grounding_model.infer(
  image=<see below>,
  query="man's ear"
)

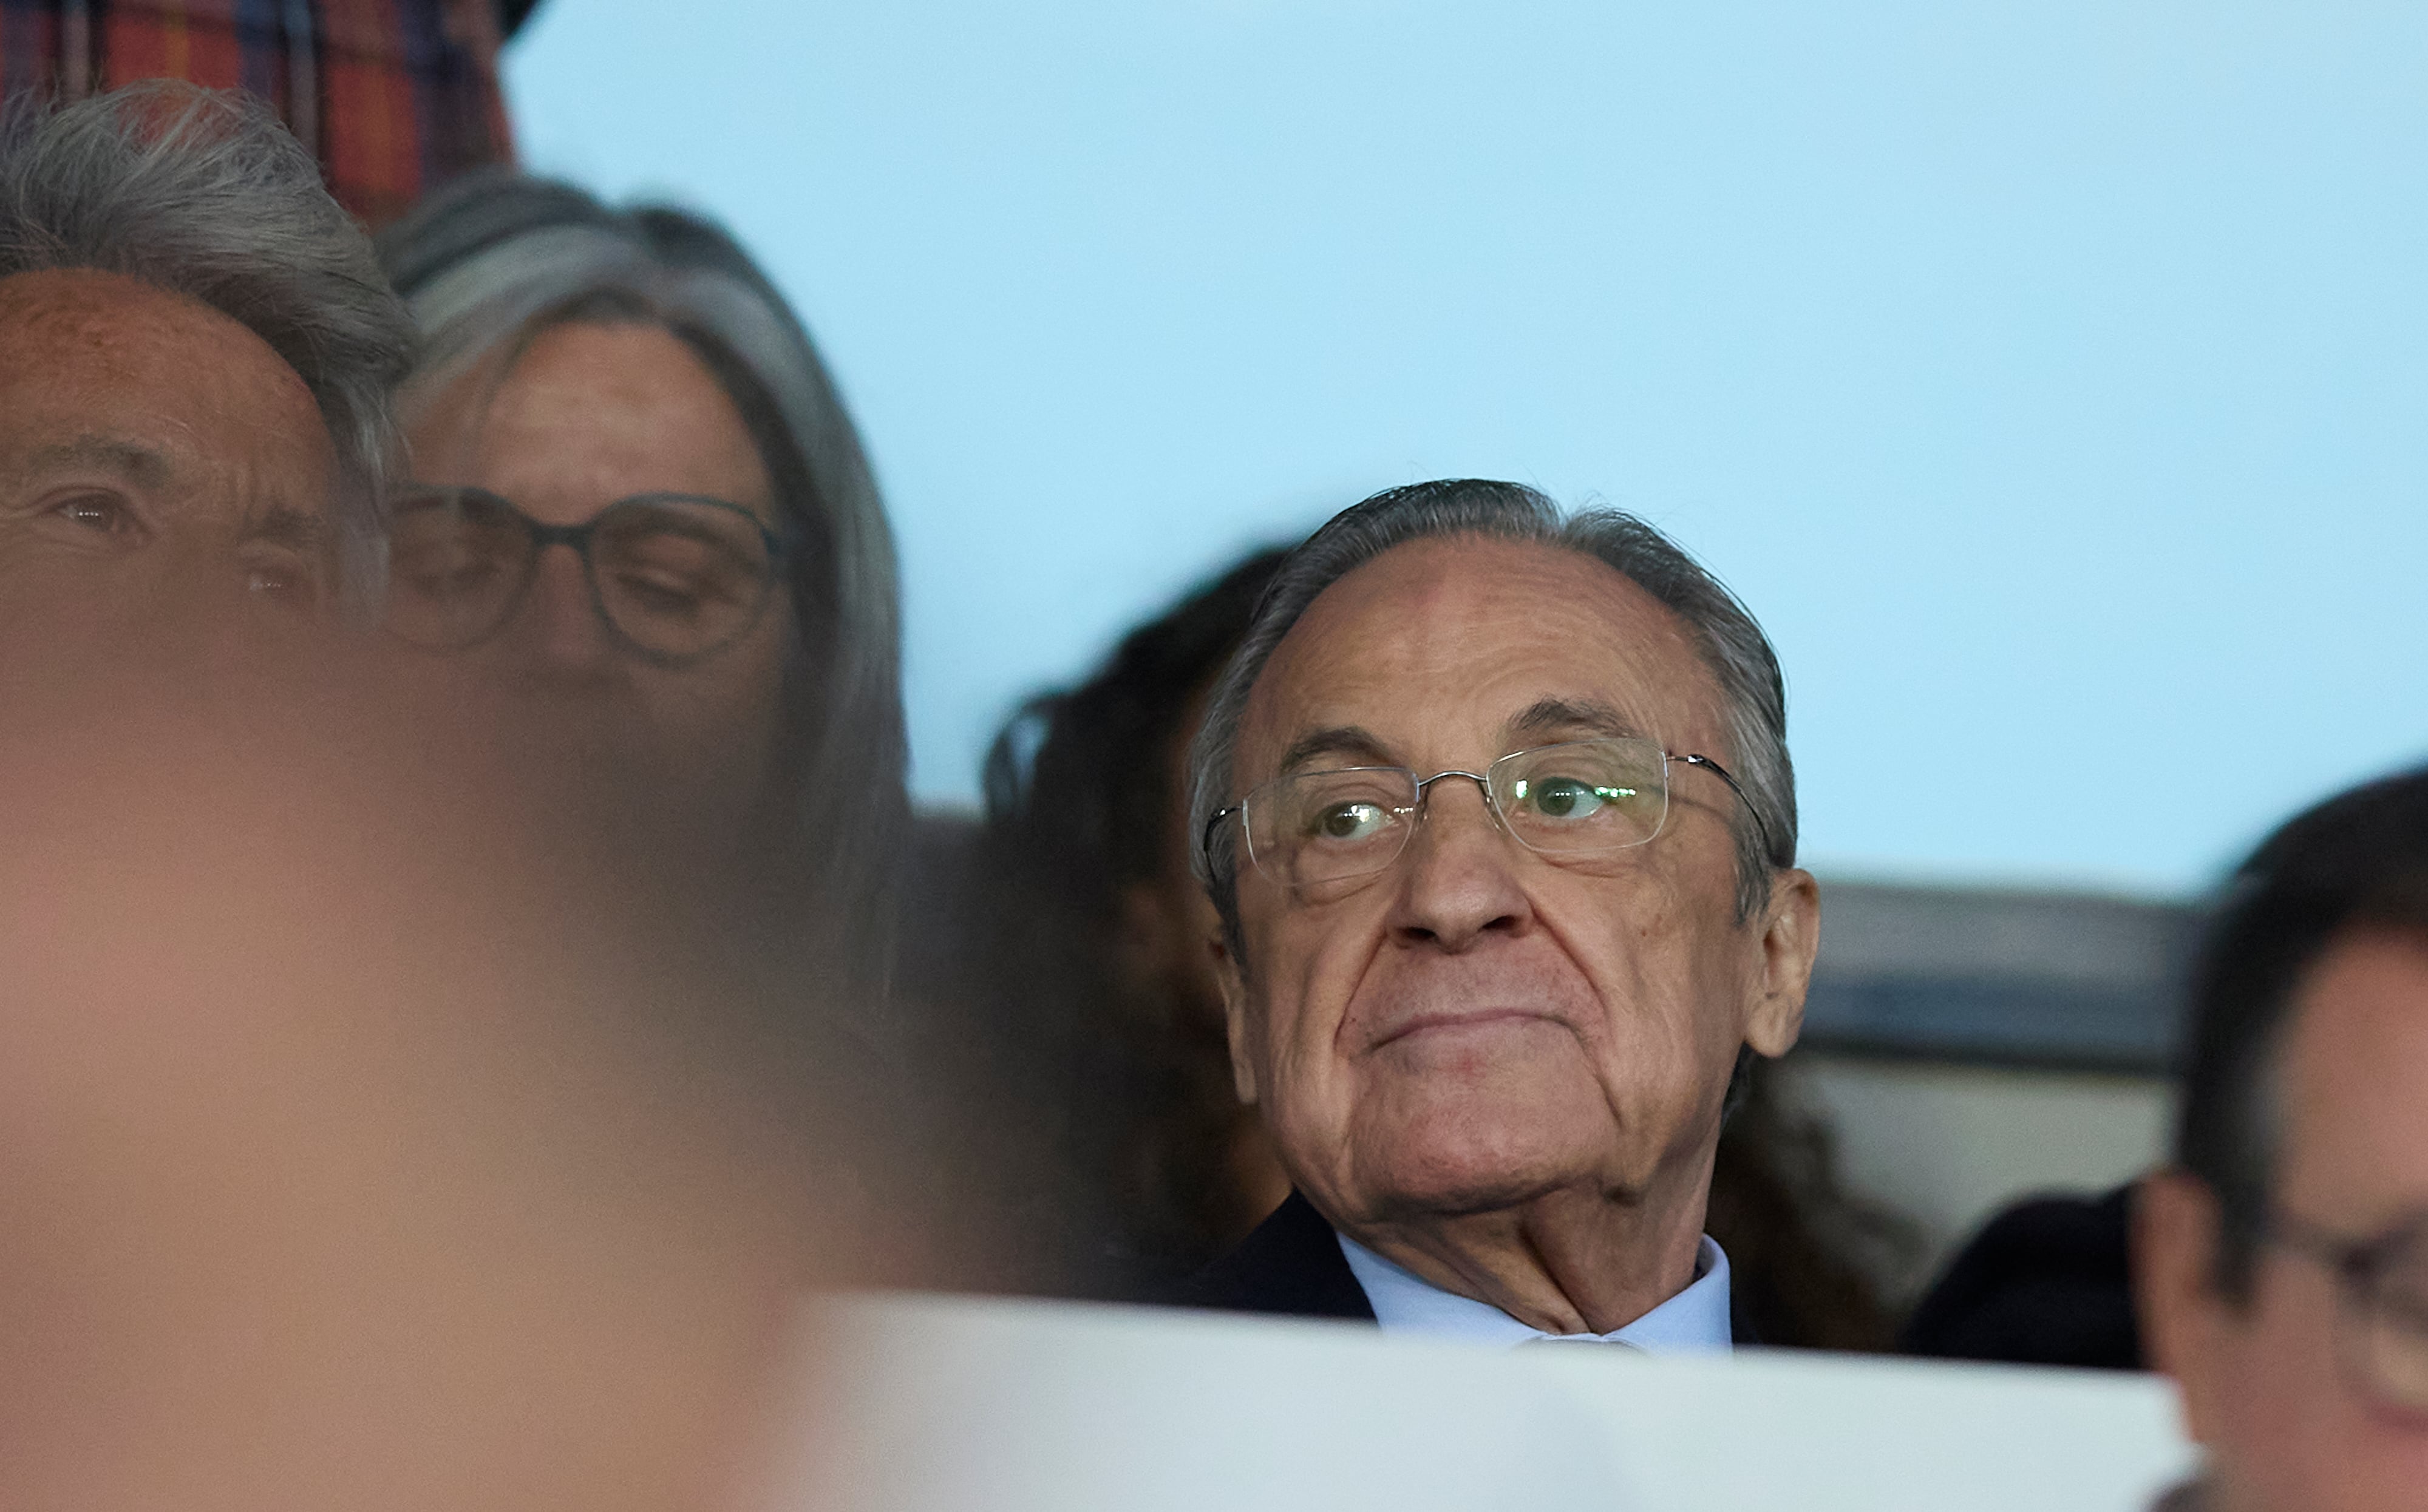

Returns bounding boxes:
[1211,929,1258,1105]
[1743,867,1818,1057]
[2134,1169,2231,1446]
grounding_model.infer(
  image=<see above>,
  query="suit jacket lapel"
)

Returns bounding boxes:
[1171,1191,1375,1321]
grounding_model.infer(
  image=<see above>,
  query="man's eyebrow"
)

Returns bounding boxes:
[1507,697,1648,744]
[17,435,172,489]
[1274,725,1399,774]
[239,503,326,550]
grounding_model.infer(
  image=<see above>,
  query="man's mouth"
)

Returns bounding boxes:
[1368,1007,1557,1051]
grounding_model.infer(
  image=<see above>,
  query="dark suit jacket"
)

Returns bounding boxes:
[1175,1191,1761,1344]
[1175,1191,1376,1320]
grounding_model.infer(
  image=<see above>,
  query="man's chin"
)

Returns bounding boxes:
[1340,1099,1616,1220]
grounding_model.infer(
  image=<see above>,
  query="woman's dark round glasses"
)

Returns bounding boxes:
[384,484,792,668]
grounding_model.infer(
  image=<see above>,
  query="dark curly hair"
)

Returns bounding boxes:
[978,549,1293,1284]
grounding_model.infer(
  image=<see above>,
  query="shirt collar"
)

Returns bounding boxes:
[1336,1229,1733,1354]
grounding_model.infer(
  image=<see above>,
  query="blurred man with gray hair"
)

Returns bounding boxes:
[0,83,411,646]
[1178,479,1819,1347]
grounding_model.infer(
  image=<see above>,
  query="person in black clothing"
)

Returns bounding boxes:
[1902,1184,2143,1369]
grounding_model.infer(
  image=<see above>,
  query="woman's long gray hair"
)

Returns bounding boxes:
[376,172,908,1005]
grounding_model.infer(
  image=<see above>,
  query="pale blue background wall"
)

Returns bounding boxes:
[504,0,2427,895]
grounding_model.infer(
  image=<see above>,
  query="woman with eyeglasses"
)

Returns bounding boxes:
[374,172,910,1048]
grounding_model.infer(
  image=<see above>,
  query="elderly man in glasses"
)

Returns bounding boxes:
[1175,479,1818,1348]
[2135,768,2428,1512]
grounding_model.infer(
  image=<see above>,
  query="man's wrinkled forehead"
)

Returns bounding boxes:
[1,267,319,410]
[0,269,335,509]
[1236,535,1720,781]
[3,268,205,359]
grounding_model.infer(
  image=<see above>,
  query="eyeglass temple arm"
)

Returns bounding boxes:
[1674,753,1777,864]
[1202,805,1243,873]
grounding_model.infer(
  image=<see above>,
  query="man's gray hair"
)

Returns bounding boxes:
[376,172,910,1004]
[0,83,412,595]
[1189,480,1798,947]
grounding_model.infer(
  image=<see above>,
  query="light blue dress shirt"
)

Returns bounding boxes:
[1336,1230,1735,1352]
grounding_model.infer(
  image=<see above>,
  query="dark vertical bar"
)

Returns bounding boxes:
[280,0,315,161]
[392,0,444,200]
[233,0,279,106]
[0,3,36,99]
[60,0,90,98]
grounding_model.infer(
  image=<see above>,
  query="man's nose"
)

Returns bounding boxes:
[506,546,618,680]
[1388,777,1533,952]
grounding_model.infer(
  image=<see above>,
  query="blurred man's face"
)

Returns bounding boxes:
[1217,537,1815,1234]
[0,269,339,648]
[2140,929,2428,1512]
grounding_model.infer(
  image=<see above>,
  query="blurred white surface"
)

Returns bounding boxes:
[764,1293,2194,1511]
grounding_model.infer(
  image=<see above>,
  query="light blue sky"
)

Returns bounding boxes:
[505,0,2426,896]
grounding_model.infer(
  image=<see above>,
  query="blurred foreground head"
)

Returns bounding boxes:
[375,174,908,1003]
[0,83,411,616]
[2137,767,2428,1512]
[0,642,860,1510]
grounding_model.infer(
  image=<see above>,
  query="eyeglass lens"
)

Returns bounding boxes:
[1241,737,1671,887]
[386,489,779,663]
